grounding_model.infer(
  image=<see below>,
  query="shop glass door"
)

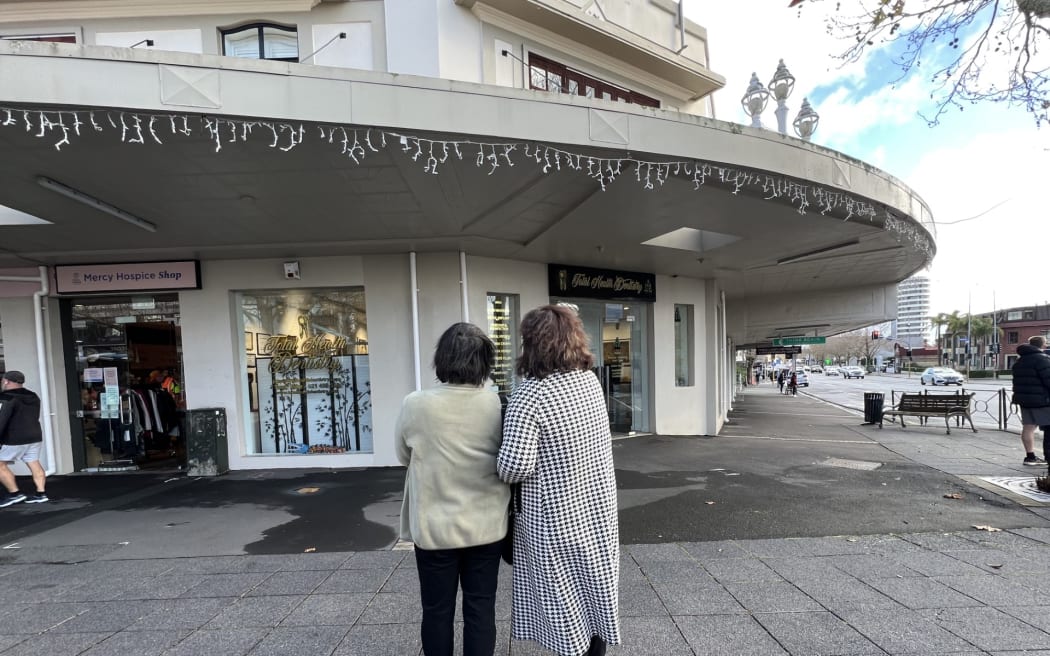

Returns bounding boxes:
[565,300,649,435]
[70,295,184,470]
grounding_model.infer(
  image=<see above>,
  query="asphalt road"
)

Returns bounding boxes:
[788,371,1018,431]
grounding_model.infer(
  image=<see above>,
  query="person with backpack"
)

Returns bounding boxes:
[0,371,47,507]
[1012,336,1050,470]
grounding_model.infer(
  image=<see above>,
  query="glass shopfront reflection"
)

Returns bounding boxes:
[240,287,372,455]
[553,299,651,435]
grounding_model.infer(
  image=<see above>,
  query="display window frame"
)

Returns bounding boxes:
[239,287,372,456]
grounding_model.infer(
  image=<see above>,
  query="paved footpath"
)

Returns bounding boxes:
[4,386,1050,654]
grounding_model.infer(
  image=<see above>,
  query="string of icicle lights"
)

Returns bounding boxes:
[0,106,932,259]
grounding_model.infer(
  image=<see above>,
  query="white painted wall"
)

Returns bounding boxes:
[95,29,203,53]
[652,275,708,435]
[361,254,415,466]
[414,253,468,389]
[384,0,439,77]
[310,22,372,70]
[437,0,482,83]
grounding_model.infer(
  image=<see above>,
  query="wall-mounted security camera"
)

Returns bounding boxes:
[283,261,301,280]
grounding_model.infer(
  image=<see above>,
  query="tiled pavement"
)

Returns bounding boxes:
[4,386,1050,655]
[6,528,1050,655]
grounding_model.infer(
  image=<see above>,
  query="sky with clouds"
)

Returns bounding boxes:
[686,0,1049,318]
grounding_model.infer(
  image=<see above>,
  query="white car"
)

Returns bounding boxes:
[795,371,810,387]
[825,366,839,376]
[921,367,965,386]
[841,366,865,379]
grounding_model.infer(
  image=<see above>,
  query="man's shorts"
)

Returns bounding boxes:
[1021,407,1050,427]
[0,442,41,463]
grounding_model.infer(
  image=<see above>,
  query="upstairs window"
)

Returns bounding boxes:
[1,33,76,44]
[222,23,298,62]
[527,53,659,108]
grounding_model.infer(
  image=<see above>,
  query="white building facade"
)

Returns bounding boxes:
[0,0,934,475]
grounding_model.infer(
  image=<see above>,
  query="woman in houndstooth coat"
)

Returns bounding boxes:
[497,304,620,656]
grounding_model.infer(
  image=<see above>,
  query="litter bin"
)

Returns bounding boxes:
[185,408,229,476]
[862,392,885,427]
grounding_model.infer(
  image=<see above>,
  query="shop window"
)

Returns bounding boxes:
[527,52,660,108]
[222,23,298,62]
[486,293,519,397]
[674,304,693,386]
[241,288,371,455]
[1,33,77,44]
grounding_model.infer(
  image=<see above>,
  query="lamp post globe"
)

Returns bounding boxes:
[768,59,795,134]
[792,97,820,141]
[741,72,770,128]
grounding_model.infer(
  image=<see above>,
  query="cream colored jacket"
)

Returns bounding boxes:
[396,384,509,550]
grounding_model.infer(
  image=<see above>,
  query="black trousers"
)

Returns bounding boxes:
[1042,425,1050,463]
[414,540,502,656]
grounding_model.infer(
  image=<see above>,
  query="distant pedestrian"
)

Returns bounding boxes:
[499,305,620,656]
[0,371,47,507]
[777,370,785,394]
[788,372,798,396]
[395,323,509,656]
[1012,336,1050,468]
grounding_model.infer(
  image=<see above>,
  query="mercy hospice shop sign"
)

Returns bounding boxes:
[55,261,201,294]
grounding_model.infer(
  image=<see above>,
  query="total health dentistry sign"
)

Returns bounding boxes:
[55,260,201,294]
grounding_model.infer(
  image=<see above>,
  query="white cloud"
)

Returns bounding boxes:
[906,130,1050,313]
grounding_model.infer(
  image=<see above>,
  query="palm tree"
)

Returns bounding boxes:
[969,316,1000,370]
[930,311,964,367]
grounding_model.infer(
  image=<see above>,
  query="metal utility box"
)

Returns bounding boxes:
[185,408,229,476]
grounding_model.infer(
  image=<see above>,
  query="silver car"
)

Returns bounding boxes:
[921,367,965,386]
[841,366,865,379]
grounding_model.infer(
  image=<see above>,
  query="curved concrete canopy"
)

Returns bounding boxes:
[0,42,934,318]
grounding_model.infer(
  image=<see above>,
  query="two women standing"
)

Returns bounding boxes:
[396,306,621,656]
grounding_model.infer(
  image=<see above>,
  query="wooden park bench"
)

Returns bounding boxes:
[881,392,977,435]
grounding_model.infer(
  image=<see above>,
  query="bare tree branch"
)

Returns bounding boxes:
[798,0,1049,126]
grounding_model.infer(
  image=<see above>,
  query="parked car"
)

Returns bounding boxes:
[921,367,965,386]
[825,366,839,376]
[795,371,810,387]
[841,366,865,379]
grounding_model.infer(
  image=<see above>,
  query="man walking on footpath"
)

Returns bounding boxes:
[0,371,47,507]
[1011,336,1050,468]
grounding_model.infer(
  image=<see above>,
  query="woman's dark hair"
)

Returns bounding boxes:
[433,322,495,386]
[516,304,594,379]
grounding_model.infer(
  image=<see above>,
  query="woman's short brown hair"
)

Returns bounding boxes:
[516,304,595,379]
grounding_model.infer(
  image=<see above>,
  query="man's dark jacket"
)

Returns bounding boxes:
[1012,344,1050,408]
[0,387,42,446]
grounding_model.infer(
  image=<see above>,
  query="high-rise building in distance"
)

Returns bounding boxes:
[896,275,931,348]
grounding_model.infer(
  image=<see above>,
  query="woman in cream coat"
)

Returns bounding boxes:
[396,322,510,656]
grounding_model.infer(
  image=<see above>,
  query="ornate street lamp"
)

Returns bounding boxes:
[768,59,796,134]
[793,97,820,141]
[740,72,770,128]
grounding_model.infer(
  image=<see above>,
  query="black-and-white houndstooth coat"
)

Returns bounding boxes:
[497,369,620,656]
